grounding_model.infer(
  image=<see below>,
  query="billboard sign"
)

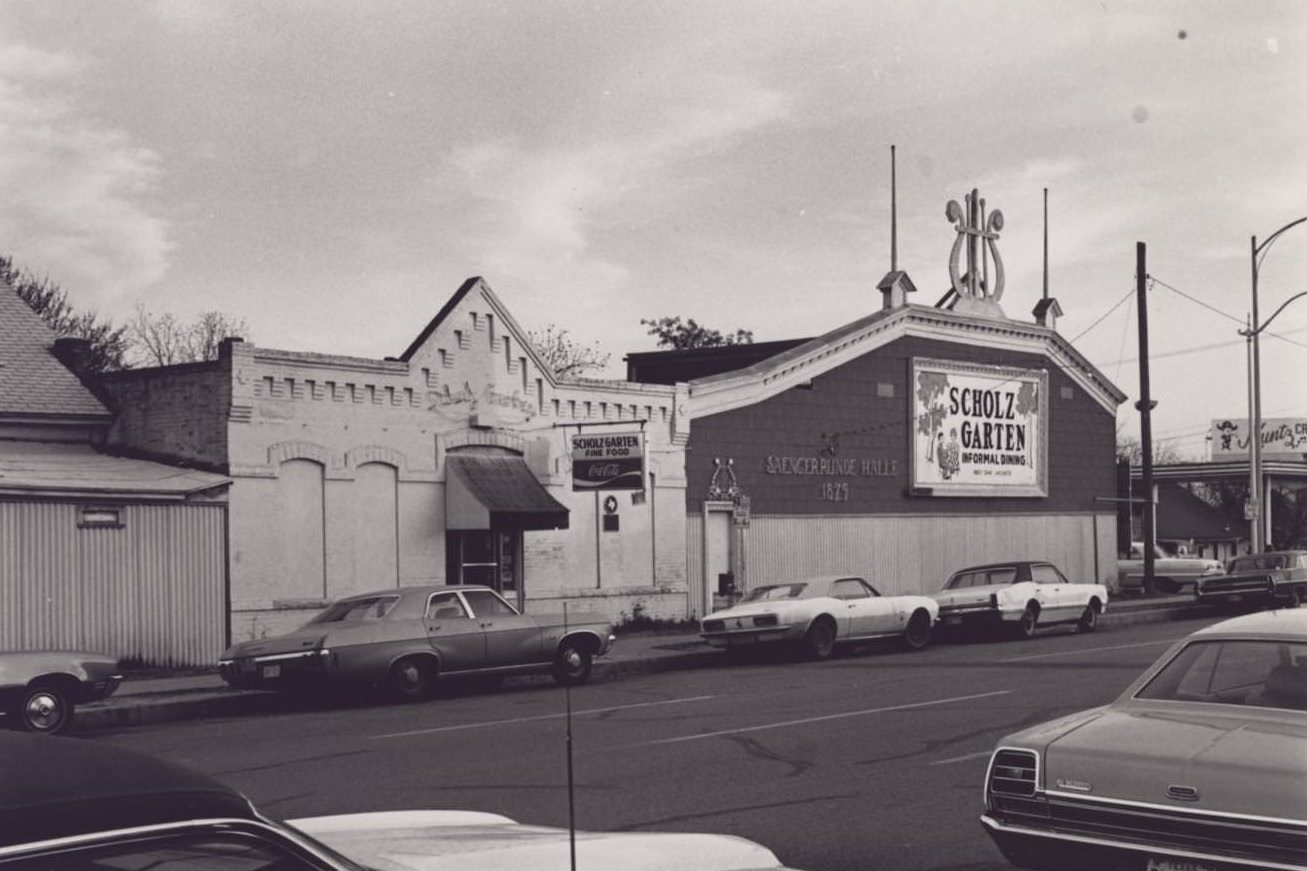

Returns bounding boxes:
[1211,418,1307,460]
[911,358,1048,497]
[571,431,645,491]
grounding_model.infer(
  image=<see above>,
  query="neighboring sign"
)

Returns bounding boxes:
[571,431,645,491]
[1211,418,1307,460]
[911,358,1048,497]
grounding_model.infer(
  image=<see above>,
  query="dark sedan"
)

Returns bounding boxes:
[218,584,614,699]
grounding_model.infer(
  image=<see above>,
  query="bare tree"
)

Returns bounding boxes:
[1115,432,1189,465]
[527,324,611,378]
[128,305,249,366]
[2,254,129,372]
[641,316,753,350]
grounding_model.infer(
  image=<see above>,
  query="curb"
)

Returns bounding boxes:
[71,601,1209,733]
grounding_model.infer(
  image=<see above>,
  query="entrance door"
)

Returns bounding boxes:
[703,504,733,617]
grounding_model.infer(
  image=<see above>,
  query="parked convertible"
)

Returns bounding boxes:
[932,560,1107,638]
[981,608,1307,871]
[0,650,122,734]
[219,585,613,699]
[0,731,806,870]
[699,575,938,659]
[1195,549,1307,609]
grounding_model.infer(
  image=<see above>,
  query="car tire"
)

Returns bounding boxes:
[901,610,932,651]
[802,617,837,660]
[387,657,434,702]
[1014,606,1039,640]
[552,642,593,686]
[17,683,74,734]
[1077,602,1100,632]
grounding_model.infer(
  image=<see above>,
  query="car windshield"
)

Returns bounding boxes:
[1229,554,1287,572]
[742,584,807,602]
[1135,639,1307,711]
[307,595,400,624]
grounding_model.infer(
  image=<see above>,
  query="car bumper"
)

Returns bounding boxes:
[80,673,123,703]
[982,812,1307,871]
[699,626,802,648]
[938,606,1017,628]
[218,650,335,689]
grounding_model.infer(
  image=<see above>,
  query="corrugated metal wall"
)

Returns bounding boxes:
[0,501,226,667]
[686,511,1113,605]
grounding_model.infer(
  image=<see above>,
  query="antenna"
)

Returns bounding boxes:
[564,602,577,871]
[890,145,898,272]
[1042,187,1049,301]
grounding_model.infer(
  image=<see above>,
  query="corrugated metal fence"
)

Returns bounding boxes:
[0,501,226,667]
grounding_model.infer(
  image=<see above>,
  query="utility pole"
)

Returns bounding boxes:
[1135,242,1157,592]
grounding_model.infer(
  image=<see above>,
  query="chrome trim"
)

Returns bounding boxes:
[1042,787,1307,828]
[981,813,1307,871]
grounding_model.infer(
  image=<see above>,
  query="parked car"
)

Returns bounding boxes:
[218,584,614,699]
[699,575,939,658]
[1195,549,1307,609]
[0,731,804,870]
[931,560,1107,638]
[980,608,1307,871]
[0,650,122,734]
[1117,541,1223,595]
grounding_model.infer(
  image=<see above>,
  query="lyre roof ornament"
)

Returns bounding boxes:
[945,188,1006,318]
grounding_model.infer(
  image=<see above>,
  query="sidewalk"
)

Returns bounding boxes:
[72,592,1208,732]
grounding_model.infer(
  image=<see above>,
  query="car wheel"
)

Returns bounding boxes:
[387,657,434,702]
[553,642,593,686]
[1014,606,1039,640]
[1077,602,1100,632]
[802,617,837,660]
[18,684,74,734]
[901,610,932,651]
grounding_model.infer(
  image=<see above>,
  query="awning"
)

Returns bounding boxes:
[445,455,569,531]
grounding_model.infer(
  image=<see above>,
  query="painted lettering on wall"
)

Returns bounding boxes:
[765,456,900,477]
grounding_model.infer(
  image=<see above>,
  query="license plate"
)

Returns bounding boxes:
[261,664,281,679]
[1146,858,1219,871]
[728,635,757,646]
[944,615,962,625]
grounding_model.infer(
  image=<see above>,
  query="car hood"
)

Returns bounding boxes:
[290,811,798,871]
[1033,706,1307,818]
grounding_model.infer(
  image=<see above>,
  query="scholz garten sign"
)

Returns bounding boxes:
[912,358,1048,497]
[571,431,645,491]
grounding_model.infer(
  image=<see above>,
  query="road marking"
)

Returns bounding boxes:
[929,750,994,766]
[642,690,1011,746]
[1000,638,1176,663]
[371,695,716,739]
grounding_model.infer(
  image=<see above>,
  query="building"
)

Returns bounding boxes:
[630,190,1127,614]
[0,280,229,666]
[99,278,690,641]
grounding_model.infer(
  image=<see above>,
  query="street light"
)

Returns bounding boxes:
[1240,215,1307,553]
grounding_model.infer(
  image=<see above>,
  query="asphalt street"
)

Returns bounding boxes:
[88,614,1230,871]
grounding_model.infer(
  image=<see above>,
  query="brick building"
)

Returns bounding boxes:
[100,278,690,640]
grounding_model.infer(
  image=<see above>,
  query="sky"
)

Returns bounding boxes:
[2,1,1305,460]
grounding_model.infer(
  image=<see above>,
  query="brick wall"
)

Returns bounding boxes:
[100,360,232,469]
[688,335,1116,515]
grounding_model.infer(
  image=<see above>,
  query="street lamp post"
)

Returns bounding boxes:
[1242,215,1307,553]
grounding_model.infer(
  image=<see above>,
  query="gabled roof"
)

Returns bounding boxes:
[398,276,483,363]
[686,303,1126,419]
[1156,483,1242,541]
[0,279,110,420]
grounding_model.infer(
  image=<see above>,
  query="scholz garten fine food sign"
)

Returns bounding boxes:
[571,431,645,491]
[912,358,1047,497]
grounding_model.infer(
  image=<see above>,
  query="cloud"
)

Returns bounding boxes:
[0,42,170,303]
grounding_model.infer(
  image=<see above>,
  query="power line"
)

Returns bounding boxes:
[1068,285,1135,344]
[1148,274,1307,350]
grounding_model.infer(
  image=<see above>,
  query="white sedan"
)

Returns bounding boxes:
[699,575,940,659]
[932,560,1108,638]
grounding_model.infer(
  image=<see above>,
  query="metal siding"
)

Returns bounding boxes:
[0,501,226,666]
[738,513,1113,596]
[685,513,703,618]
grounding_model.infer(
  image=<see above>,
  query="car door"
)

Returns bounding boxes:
[462,589,546,667]
[832,578,894,637]
[423,592,485,672]
[1029,563,1076,619]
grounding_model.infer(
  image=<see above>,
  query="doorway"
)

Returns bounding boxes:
[446,528,524,610]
